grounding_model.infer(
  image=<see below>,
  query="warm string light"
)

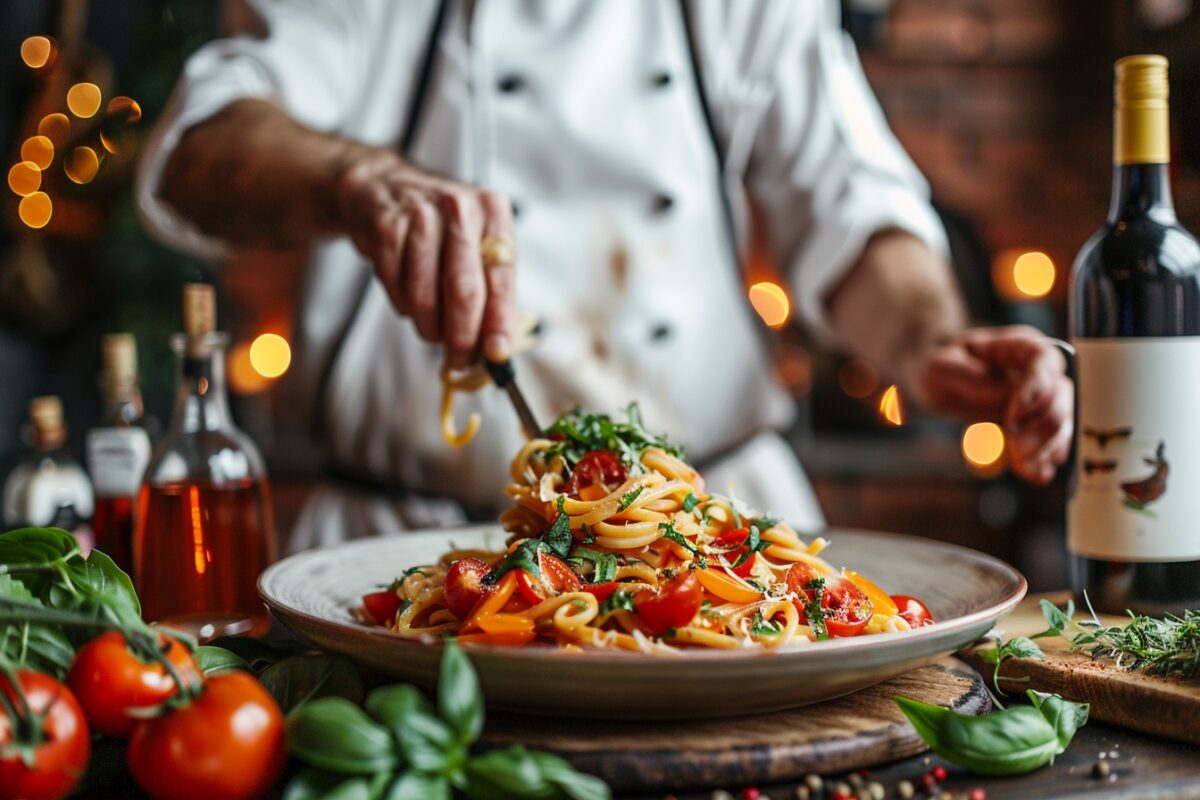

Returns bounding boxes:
[249,334,292,378]
[879,384,904,426]
[838,358,880,399]
[8,162,41,196]
[962,422,1006,470]
[19,192,53,229]
[64,147,100,184]
[66,83,102,118]
[992,249,1057,301]
[748,281,791,328]
[20,36,54,69]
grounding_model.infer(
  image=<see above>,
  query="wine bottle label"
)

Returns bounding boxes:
[86,427,152,498]
[1069,337,1200,561]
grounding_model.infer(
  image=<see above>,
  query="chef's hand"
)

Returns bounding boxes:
[914,326,1073,486]
[334,151,516,367]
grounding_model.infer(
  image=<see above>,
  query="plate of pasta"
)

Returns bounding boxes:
[261,405,1025,718]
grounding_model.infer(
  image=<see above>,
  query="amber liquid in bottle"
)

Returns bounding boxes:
[93,496,135,570]
[134,284,277,640]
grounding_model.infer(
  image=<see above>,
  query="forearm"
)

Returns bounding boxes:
[158,99,389,248]
[826,229,966,394]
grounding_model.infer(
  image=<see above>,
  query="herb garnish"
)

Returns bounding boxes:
[803,578,828,640]
[599,590,637,615]
[568,548,618,583]
[544,403,685,473]
[728,519,775,568]
[682,493,700,513]
[617,486,643,511]
[486,497,573,585]
[749,610,783,638]
[658,522,698,555]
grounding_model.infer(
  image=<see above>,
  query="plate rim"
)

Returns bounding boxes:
[259,525,1027,663]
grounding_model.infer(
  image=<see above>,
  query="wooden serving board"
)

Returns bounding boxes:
[960,593,1200,746]
[481,656,989,793]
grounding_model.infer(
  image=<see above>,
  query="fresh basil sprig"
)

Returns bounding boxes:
[895,690,1089,776]
[285,644,610,800]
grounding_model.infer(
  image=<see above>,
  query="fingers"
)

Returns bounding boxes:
[1008,374,1073,486]
[478,191,516,362]
[404,197,443,342]
[917,345,1010,419]
[439,190,487,368]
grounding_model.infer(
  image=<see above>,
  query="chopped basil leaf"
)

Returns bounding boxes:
[570,547,618,583]
[749,516,778,534]
[403,565,427,577]
[618,485,643,511]
[745,578,768,593]
[804,578,828,640]
[580,524,595,545]
[750,610,783,638]
[485,539,543,585]
[600,589,637,615]
[543,403,686,472]
[398,598,413,615]
[682,493,700,513]
[658,522,698,555]
[542,496,574,560]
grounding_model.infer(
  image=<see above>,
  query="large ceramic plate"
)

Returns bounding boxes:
[260,525,1024,719]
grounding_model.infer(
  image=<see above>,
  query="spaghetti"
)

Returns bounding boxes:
[363,404,933,651]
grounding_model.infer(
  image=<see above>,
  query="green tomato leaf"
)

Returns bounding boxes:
[260,653,364,714]
[895,695,1064,775]
[283,768,370,800]
[437,643,483,745]
[286,697,399,775]
[192,645,250,676]
[386,770,450,800]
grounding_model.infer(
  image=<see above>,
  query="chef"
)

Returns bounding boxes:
[137,0,1072,550]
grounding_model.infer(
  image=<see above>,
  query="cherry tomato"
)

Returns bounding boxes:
[711,528,757,577]
[516,553,583,605]
[891,594,935,628]
[0,669,90,800]
[786,563,874,638]
[128,671,285,800]
[444,558,493,619]
[565,450,626,497]
[635,571,703,635]
[582,581,620,603]
[66,631,200,738]
[362,589,402,625]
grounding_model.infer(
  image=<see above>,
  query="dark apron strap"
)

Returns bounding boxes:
[311,0,452,439]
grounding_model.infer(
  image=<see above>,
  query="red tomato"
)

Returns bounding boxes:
[362,590,402,625]
[516,553,583,605]
[565,450,626,497]
[582,581,620,603]
[712,528,757,577]
[786,563,873,638]
[0,670,91,800]
[444,558,493,619]
[66,631,200,738]
[128,671,285,800]
[892,594,935,628]
[635,571,703,635]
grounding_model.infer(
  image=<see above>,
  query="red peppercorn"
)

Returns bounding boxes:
[920,773,937,790]
[831,793,847,800]
[742,789,761,800]
[932,765,948,782]
[969,789,987,800]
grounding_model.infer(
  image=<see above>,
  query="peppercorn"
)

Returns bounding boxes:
[1093,760,1112,779]
[920,773,937,790]
[805,774,823,792]
[932,765,948,782]
[897,780,915,800]
[742,788,762,800]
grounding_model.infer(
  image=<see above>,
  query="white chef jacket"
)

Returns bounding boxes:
[137,0,947,549]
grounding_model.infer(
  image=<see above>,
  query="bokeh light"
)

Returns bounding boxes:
[774,342,812,397]
[962,422,1006,468]
[1012,251,1056,298]
[838,359,880,400]
[37,113,70,147]
[8,161,41,196]
[748,281,791,328]
[66,83,102,118]
[100,97,143,154]
[64,146,100,184]
[227,342,271,395]
[20,136,54,169]
[249,333,291,379]
[879,384,904,426]
[20,36,53,69]
[19,192,53,228]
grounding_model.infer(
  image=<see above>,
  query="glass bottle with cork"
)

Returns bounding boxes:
[86,333,152,573]
[3,395,95,549]
[134,283,277,639]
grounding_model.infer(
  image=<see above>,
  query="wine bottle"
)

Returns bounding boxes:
[1068,55,1200,615]
[86,333,152,573]
[134,284,277,639]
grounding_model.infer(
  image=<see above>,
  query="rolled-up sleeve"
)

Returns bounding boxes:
[745,0,948,338]
[136,0,371,258]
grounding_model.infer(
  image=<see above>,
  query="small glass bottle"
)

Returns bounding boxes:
[3,396,95,549]
[86,333,152,573]
[134,284,277,639]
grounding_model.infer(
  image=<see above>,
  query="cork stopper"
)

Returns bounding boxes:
[101,333,138,388]
[182,283,217,356]
[29,395,66,448]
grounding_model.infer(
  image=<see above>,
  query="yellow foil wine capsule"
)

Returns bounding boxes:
[21,136,54,170]
[64,146,100,184]
[19,192,53,228]
[8,161,42,197]
[66,83,102,118]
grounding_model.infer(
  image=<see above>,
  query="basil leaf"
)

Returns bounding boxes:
[438,643,483,746]
[1004,637,1046,661]
[206,635,307,670]
[396,709,458,773]
[543,404,686,471]
[283,768,370,800]
[463,746,552,797]
[617,486,642,511]
[286,698,398,775]
[803,578,828,640]
[569,548,617,584]
[682,493,700,513]
[486,540,542,586]
[1033,598,1075,639]
[894,696,1068,775]
[749,610,783,638]
[1027,690,1089,750]
[527,750,612,800]
[387,771,450,800]
[260,653,364,714]
[542,497,573,561]
[658,523,697,555]
[0,575,74,676]
[193,645,250,676]
[364,683,434,742]
[599,590,636,615]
